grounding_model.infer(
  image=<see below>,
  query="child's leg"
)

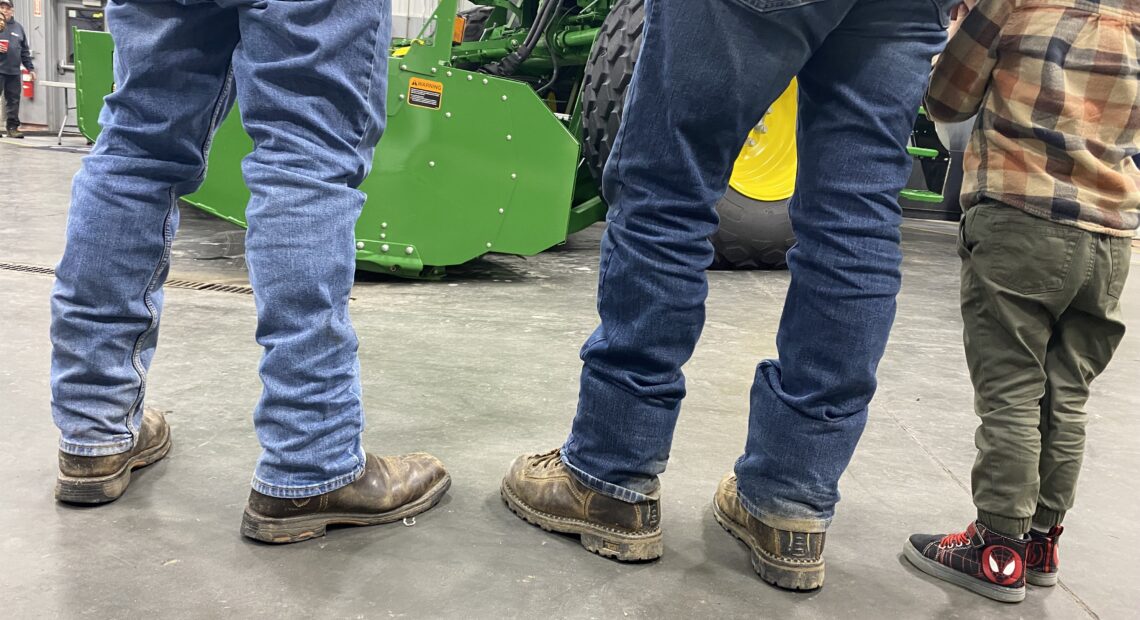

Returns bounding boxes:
[1035,235,1130,529]
[907,205,1127,600]
[959,203,1088,537]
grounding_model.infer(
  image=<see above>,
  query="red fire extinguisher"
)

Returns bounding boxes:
[21,68,34,100]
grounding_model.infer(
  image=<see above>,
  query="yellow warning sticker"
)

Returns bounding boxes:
[408,78,443,110]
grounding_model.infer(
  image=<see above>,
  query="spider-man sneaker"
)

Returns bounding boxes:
[1026,526,1063,587]
[904,520,1026,603]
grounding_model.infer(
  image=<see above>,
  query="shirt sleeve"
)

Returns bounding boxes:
[925,0,1011,123]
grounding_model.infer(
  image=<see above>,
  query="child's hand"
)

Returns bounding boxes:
[948,0,977,38]
[950,0,978,22]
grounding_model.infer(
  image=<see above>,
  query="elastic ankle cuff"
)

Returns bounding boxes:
[977,510,1029,537]
[1032,505,1065,530]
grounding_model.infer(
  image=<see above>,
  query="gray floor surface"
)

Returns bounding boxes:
[2,138,1138,619]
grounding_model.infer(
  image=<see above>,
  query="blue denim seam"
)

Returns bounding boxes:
[560,446,652,504]
[352,18,383,154]
[251,458,366,499]
[199,63,236,165]
[111,60,235,448]
[121,188,178,440]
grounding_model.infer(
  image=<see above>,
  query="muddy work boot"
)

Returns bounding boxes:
[1026,525,1063,587]
[713,474,826,591]
[500,449,663,561]
[55,407,173,504]
[241,452,451,544]
[904,521,1027,603]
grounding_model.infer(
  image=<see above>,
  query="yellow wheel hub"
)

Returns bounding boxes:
[728,79,798,202]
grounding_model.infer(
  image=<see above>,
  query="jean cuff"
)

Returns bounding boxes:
[58,436,136,457]
[977,509,1030,537]
[736,488,831,533]
[251,461,366,499]
[559,446,656,504]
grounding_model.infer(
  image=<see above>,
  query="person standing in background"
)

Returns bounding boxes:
[0,0,35,139]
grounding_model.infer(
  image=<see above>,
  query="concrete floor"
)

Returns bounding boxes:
[2,137,1138,619]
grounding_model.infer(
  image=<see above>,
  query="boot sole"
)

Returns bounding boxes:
[499,479,663,562]
[54,426,173,505]
[712,500,825,591]
[902,539,1026,603]
[240,474,452,544]
[1027,569,1059,587]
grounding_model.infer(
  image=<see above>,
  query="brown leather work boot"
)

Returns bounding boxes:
[241,452,451,544]
[55,407,173,504]
[713,473,826,591]
[500,449,663,561]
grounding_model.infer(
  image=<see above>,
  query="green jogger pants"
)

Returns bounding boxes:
[959,202,1132,536]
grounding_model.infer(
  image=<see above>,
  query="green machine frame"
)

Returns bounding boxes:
[74,0,607,278]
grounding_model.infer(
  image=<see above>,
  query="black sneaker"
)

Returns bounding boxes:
[904,520,1026,603]
[1026,525,1062,587]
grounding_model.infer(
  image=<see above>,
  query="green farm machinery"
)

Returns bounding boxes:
[74,0,957,278]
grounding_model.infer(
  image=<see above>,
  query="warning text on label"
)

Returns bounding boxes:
[408,78,443,110]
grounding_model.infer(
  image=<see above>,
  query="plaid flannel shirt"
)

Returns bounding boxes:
[927,0,1140,236]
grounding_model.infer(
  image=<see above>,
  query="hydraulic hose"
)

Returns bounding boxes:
[481,0,560,76]
[536,3,569,95]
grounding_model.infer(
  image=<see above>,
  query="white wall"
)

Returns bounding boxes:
[393,0,477,39]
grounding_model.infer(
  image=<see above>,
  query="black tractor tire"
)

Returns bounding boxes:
[580,0,645,185]
[580,0,793,270]
[710,189,795,270]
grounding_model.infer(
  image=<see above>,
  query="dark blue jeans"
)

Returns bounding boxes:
[562,0,954,531]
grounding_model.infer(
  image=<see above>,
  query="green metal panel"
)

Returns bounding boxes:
[182,112,253,228]
[899,189,944,203]
[358,61,579,275]
[74,30,114,141]
[72,15,585,278]
[906,146,941,158]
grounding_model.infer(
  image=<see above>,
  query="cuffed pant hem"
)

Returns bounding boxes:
[977,509,1030,537]
[58,436,135,457]
[1032,505,1065,530]
[737,489,831,533]
[251,461,366,499]
[559,447,657,504]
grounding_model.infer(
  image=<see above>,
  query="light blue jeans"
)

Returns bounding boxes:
[562,0,955,531]
[50,0,390,498]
